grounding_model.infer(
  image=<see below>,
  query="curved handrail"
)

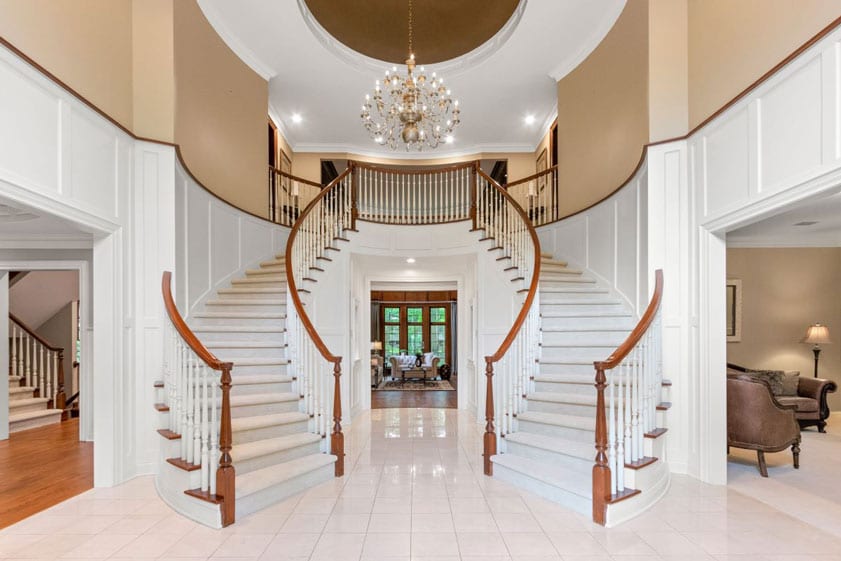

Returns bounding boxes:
[476,169,542,362]
[268,166,324,188]
[505,165,558,189]
[594,269,664,370]
[161,271,231,371]
[9,313,63,352]
[283,167,354,366]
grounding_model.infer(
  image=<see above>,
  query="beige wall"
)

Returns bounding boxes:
[173,0,268,217]
[727,248,841,411]
[556,0,649,217]
[292,152,535,185]
[648,0,688,141]
[0,0,135,130]
[132,0,175,141]
[688,0,841,130]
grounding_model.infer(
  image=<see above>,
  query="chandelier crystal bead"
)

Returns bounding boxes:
[360,0,461,150]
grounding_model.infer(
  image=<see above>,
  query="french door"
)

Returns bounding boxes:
[381,304,449,365]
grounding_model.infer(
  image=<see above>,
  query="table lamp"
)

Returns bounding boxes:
[802,323,832,378]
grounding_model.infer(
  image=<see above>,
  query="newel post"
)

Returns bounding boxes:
[592,364,610,525]
[331,359,345,476]
[217,364,236,527]
[56,349,67,420]
[483,359,496,476]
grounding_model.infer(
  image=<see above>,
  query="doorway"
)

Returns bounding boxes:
[370,290,458,408]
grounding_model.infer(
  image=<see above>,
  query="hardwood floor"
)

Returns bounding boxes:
[371,376,458,409]
[0,419,92,529]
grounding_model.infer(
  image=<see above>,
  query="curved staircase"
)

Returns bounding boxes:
[155,255,336,528]
[492,253,670,526]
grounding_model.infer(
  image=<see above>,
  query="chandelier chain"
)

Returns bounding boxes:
[408,0,413,55]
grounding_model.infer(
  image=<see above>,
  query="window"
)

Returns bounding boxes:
[429,307,446,359]
[379,303,450,364]
[383,307,401,357]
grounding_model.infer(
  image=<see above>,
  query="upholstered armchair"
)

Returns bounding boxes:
[727,373,801,477]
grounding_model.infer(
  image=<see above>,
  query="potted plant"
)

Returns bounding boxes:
[415,352,423,368]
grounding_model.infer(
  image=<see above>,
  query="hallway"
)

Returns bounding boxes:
[1,409,841,559]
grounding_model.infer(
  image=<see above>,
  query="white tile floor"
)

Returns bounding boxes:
[2,408,841,560]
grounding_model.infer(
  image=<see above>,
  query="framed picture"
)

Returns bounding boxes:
[536,148,547,193]
[726,279,742,342]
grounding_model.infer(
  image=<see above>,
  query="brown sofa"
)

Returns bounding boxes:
[728,363,837,433]
[727,372,800,477]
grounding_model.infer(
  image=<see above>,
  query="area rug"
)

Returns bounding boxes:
[374,379,455,391]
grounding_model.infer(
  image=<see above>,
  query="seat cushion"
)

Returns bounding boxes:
[776,396,819,413]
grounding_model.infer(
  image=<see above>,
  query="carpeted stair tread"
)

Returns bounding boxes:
[9,408,63,422]
[231,411,309,432]
[237,453,336,498]
[231,374,294,385]
[540,310,633,318]
[232,432,321,462]
[206,299,286,306]
[9,397,50,408]
[193,312,286,319]
[505,431,594,462]
[528,391,597,407]
[518,410,596,432]
[230,392,298,407]
[534,373,596,385]
[204,340,287,348]
[491,454,591,499]
[193,326,286,334]
[229,358,291,366]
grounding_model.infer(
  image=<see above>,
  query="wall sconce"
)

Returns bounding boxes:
[801,323,832,378]
[371,341,382,356]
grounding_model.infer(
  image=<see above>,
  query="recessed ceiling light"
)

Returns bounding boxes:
[524,114,536,125]
[445,135,454,144]
[291,113,303,124]
[794,221,819,226]
[406,257,416,264]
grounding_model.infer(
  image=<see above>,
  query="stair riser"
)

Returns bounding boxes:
[193,317,286,328]
[10,411,62,432]
[231,279,286,287]
[230,364,290,376]
[533,381,595,395]
[231,400,299,419]
[539,279,595,287]
[540,292,611,303]
[504,440,593,470]
[526,399,596,417]
[517,419,595,443]
[540,302,626,314]
[9,389,36,401]
[541,331,628,346]
[258,260,285,268]
[206,302,287,314]
[233,420,310,444]
[234,440,321,475]
[540,346,615,361]
[541,316,636,330]
[192,330,287,343]
[10,400,50,414]
[237,460,334,519]
[206,347,288,361]
[537,362,598,375]
[246,267,285,277]
[231,380,294,396]
[161,458,202,490]
[215,291,287,301]
[492,462,590,517]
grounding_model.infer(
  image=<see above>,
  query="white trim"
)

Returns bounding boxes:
[196,0,276,81]
[726,239,841,248]
[0,235,93,249]
[548,1,625,81]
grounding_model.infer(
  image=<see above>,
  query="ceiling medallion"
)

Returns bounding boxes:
[360,0,461,151]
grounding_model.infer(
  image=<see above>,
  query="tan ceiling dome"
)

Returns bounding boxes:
[304,0,521,64]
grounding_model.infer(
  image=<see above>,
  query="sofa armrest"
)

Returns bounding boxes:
[798,376,838,421]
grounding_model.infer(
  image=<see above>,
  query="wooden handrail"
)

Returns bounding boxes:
[351,160,477,175]
[594,269,664,371]
[476,167,542,475]
[9,313,63,352]
[161,272,231,372]
[505,165,558,189]
[267,166,324,188]
[477,169,542,362]
[285,165,352,476]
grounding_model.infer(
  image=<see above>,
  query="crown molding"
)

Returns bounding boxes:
[197,0,277,81]
[290,142,537,159]
[726,239,841,248]
[0,234,94,249]
[548,0,625,81]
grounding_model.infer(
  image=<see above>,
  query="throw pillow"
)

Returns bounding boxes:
[423,352,435,367]
[747,369,786,396]
[781,371,800,396]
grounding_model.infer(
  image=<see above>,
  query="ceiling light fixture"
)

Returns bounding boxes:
[360,0,461,151]
[524,114,536,125]
[406,257,416,264]
[291,113,303,124]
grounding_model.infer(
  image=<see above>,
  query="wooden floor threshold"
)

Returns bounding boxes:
[185,488,224,504]
[607,487,641,504]
[167,457,201,472]
[656,402,672,411]
[644,427,668,439]
[157,429,181,440]
[154,403,170,412]
[625,456,657,470]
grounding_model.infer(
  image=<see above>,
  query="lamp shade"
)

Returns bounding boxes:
[802,324,832,345]
[371,341,383,351]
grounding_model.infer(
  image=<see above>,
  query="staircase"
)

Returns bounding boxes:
[155,255,336,527]
[8,374,63,432]
[491,252,670,525]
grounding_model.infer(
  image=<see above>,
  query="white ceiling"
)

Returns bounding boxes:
[727,190,841,247]
[197,0,626,158]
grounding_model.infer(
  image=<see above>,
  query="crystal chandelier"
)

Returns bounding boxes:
[360,0,461,151]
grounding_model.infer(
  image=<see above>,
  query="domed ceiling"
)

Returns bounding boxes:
[304,0,520,64]
[197,0,627,157]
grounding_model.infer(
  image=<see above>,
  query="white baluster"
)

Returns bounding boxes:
[210,370,219,496]
[25,332,32,387]
[200,365,209,492]
[608,368,616,495]
[39,344,45,398]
